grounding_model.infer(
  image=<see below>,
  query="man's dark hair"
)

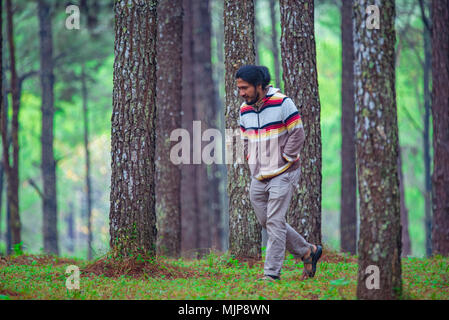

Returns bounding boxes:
[235,65,271,89]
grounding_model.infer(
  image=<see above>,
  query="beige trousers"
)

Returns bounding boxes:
[249,168,312,277]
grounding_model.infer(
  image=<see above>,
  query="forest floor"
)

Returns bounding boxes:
[0,246,448,300]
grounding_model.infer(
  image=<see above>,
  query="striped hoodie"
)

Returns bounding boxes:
[239,86,305,181]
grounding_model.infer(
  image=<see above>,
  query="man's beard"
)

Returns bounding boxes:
[246,92,260,105]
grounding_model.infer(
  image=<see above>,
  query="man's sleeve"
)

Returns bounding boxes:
[281,98,305,162]
[239,111,249,161]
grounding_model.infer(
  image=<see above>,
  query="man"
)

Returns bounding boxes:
[236,65,322,281]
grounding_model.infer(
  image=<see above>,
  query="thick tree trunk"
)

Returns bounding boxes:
[269,0,281,89]
[431,0,449,256]
[340,0,357,255]
[81,65,93,259]
[354,0,402,299]
[155,0,182,258]
[224,0,262,259]
[3,0,21,253]
[280,0,322,245]
[38,0,59,255]
[109,0,158,257]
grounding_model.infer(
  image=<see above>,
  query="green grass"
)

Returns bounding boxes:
[0,248,448,300]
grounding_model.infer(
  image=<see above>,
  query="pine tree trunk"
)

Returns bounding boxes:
[280,0,322,245]
[180,0,199,255]
[4,0,21,252]
[192,0,223,252]
[155,0,182,258]
[340,0,357,255]
[38,0,59,255]
[66,201,75,253]
[269,0,281,89]
[81,65,93,259]
[109,0,158,257]
[398,148,411,256]
[0,1,3,255]
[423,13,432,257]
[254,0,261,66]
[431,0,449,256]
[354,0,402,299]
[224,0,262,260]
[212,0,228,251]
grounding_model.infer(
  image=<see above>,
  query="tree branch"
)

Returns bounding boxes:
[418,0,432,34]
[28,178,43,199]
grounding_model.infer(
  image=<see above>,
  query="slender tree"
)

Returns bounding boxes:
[431,0,449,256]
[66,201,75,253]
[192,0,223,252]
[2,0,22,253]
[0,0,3,254]
[211,0,229,251]
[155,0,182,257]
[81,65,93,259]
[109,0,158,257]
[224,0,261,259]
[354,0,402,299]
[398,148,411,256]
[340,0,357,255]
[269,0,281,89]
[180,0,198,255]
[280,0,322,245]
[38,0,59,255]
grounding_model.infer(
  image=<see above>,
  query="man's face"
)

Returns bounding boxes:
[237,78,262,105]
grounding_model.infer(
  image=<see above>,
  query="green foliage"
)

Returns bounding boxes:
[0,252,447,300]
[13,242,24,256]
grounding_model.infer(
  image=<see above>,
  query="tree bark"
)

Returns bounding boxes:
[192,0,223,252]
[0,2,3,255]
[431,0,449,256]
[38,0,59,255]
[224,0,262,259]
[81,65,93,259]
[398,147,411,256]
[0,1,3,255]
[109,0,158,257]
[280,0,322,245]
[66,201,75,253]
[354,0,402,299]
[180,0,199,255]
[155,0,182,258]
[211,0,229,251]
[269,0,281,89]
[423,12,432,257]
[340,0,357,255]
[3,0,21,253]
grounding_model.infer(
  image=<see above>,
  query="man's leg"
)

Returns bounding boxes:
[263,173,295,277]
[249,177,268,229]
[286,223,313,259]
[284,168,313,259]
